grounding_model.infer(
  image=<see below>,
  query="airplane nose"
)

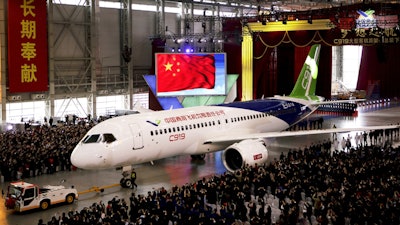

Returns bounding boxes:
[70,146,109,170]
[70,149,88,169]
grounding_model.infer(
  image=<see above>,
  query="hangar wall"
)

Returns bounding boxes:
[1,1,168,122]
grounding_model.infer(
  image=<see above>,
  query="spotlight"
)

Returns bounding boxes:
[308,15,312,24]
[171,48,175,52]
[177,48,181,52]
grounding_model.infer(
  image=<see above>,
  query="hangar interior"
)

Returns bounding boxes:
[1,0,400,124]
[2,1,400,225]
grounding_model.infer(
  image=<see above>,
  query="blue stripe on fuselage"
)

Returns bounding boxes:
[218,98,311,126]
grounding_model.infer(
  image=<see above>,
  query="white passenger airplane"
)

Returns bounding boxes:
[70,44,398,172]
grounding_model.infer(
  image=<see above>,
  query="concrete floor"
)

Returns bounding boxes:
[2,103,400,225]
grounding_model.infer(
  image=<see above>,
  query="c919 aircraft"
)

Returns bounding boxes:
[70,45,397,172]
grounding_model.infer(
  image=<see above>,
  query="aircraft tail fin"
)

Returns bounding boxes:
[289,44,321,101]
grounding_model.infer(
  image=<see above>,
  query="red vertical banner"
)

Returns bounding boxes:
[8,0,48,93]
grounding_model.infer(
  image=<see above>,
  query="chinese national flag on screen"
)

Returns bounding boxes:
[157,54,216,92]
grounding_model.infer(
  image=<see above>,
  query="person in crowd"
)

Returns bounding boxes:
[49,116,54,127]
[130,168,138,189]
[332,124,337,140]
[340,136,347,151]
[363,131,368,146]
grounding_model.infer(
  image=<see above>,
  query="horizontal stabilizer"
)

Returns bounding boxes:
[309,99,366,106]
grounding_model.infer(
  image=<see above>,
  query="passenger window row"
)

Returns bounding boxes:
[150,120,219,136]
[150,112,268,136]
[228,113,269,123]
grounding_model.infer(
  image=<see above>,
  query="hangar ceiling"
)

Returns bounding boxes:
[137,0,397,13]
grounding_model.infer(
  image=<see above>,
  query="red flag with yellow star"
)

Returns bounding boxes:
[157,54,216,92]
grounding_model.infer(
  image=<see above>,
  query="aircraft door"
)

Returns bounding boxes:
[129,123,144,149]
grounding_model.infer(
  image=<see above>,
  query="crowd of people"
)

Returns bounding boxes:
[31,126,400,225]
[0,121,94,182]
[1,112,399,224]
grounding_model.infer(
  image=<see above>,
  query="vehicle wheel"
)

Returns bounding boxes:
[66,194,75,204]
[123,179,132,189]
[40,200,50,210]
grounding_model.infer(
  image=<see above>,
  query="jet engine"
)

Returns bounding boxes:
[222,139,269,172]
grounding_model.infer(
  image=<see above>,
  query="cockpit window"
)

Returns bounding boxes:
[103,133,116,143]
[82,134,101,143]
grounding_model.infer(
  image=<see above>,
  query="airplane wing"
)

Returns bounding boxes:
[203,124,399,144]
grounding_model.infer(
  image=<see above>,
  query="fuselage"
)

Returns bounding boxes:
[70,96,315,170]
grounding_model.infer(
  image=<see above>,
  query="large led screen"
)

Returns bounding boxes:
[156,53,226,97]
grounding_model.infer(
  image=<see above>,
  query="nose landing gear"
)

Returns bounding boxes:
[120,170,134,189]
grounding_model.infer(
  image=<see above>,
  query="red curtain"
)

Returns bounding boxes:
[253,34,277,98]
[276,44,296,96]
[223,19,243,101]
[317,45,332,99]
[223,41,242,100]
[357,45,400,99]
[149,38,166,110]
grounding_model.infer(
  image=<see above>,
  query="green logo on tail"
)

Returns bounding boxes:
[289,44,320,101]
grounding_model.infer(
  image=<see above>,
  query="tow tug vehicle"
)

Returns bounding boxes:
[5,180,121,213]
[5,181,78,212]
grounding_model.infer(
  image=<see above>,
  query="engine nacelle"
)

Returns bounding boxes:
[222,139,269,172]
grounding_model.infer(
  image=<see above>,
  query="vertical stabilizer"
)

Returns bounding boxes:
[289,44,321,101]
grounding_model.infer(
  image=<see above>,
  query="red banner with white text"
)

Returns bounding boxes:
[8,0,48,93]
